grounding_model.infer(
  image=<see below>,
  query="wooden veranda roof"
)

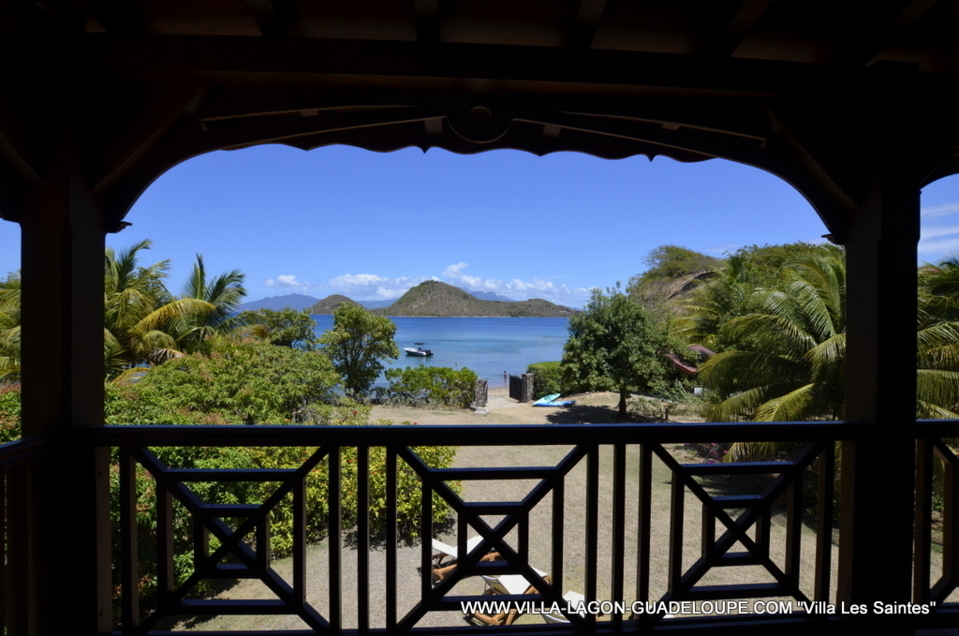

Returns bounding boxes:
[3,0,959,239]
[2,4,957,633]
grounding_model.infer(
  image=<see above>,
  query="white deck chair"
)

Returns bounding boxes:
[542,591,586,624]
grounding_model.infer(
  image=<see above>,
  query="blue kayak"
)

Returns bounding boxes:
[533,393,576,407]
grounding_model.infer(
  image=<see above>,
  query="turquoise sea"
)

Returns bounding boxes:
[311,316,570,387]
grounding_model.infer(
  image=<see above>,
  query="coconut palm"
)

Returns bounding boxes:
[698,248,959,461]
[916,258,959,418]
[697,246,846,432]
[681,252,761,351]
[163,254,248,355]
[0,272,21,382]
[104,240,216,372]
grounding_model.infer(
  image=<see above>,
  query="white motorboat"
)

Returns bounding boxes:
[404,343,433,357]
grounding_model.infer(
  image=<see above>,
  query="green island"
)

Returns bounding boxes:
[309,280,578,317]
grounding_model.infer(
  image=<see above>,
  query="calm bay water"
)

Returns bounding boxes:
[311,316,569,386]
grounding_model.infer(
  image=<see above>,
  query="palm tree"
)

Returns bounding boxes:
[681,252,760,351]
[104,240,216,373]
[917,258,959,418]
[697,246,846,431]
[0,272,21,382]
[697,249,959,461]
[163,254,247,355]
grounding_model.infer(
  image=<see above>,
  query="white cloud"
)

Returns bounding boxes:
[919,235,959,258]
[442,263,469,277]
[920,224,959,241]
[326,273,429,299]
[265,274,308,288]
[440,262,591,307]
[921,203,959,219]
[328,273,388,287]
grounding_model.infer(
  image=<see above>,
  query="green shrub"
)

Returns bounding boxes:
[383,366,478,408]
[111,404,459,610]
[526,361,564,398]
[100,342,459,610]
[0,382,20,442]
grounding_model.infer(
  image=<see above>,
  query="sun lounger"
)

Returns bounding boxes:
[428,536,497,584]
[466,568,551,626]
[542,591,586,624]
[431,536,484,567]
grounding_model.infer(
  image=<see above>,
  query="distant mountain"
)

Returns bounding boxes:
[372,281,578,317]
[237,293,320,312]
[356,299,395,310]
[308,294,359,314]
[464,289,515,302]
[307,295,398,313]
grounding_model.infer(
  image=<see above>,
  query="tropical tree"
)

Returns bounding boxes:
[318,303,399,396]
[3,242,248,379]
[680,252,759,351]
[561,285,680,417]
[166,254,247,354]
[917,257,959,418]
[243,307,318,350]
[681,243,830,352]
[104,241,254,374]
[697,246,846,427]
[104,239,185,372]
[0,272,20,382]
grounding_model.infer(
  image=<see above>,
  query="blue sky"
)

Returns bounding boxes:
[3,144,959,308]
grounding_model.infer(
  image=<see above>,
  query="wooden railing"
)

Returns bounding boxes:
[73,422,864,635]
[914,421,959,627]
[0,436,49,635]
[13,421,959,634]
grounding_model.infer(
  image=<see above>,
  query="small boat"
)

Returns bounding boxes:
[404,343,434,357]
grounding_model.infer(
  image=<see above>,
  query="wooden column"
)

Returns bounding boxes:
[839,85,920,626]
[18,128,111,634]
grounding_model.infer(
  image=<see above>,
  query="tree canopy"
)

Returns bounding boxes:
[112,334,339,424]
[696,246,847,431]
[561,285,680,417]
[318,303,399,396]
[244,307,319,350]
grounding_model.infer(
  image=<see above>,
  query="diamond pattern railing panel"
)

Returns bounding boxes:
[82,422,858,634]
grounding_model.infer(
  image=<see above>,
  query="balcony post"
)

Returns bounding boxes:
[840,80,921,627]
[18,122,111,634]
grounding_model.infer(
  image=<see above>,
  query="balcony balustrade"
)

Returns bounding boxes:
[10,420,951,634]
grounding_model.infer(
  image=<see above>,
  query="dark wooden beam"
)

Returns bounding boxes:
[199,106,445,150]
[18,112,111,635]
[89,0,147,35]
[245,0,295,39]
[839,66,923,632]
[699,0,772,58]
[92,79,215,193]
[93,35,850,97]
[199,89,771,141]
[414,0,439,44]
[760,99,866,241]
[514,110,766,164]
[834,0,941,67]
[569,0,607,49]
[0,160,27,223]
[0,95,41,184]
